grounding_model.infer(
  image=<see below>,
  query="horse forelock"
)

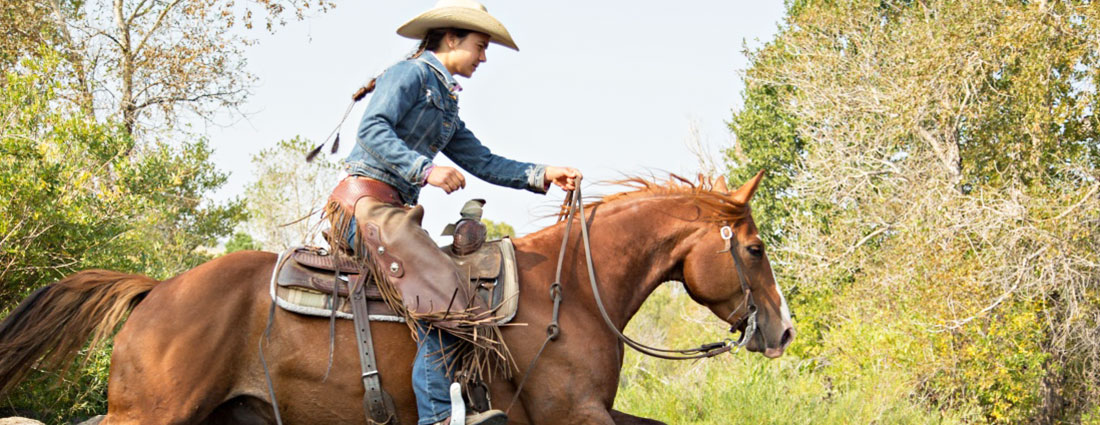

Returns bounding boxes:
[586,174,750,224]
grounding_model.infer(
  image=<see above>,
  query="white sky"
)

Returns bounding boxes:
[205,1,786,241]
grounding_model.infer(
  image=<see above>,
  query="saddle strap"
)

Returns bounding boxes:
[350,281,399,424]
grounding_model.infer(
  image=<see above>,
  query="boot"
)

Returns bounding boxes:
[433,409,508,425]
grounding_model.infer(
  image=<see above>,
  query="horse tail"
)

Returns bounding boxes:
[0,269,158,397]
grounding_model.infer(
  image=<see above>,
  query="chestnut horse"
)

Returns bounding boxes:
[0,171,793,425]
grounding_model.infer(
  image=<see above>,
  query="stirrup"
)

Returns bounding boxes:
[449,383,466,425]
[439,383,507,425]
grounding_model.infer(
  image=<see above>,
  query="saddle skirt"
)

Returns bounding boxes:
[271,238,520,324]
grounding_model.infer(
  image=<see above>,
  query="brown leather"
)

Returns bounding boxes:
[348,278,399,425]
[353,199,480,321]
[445,242,502,282]
[433,410,508,425]
[279,242,510,314]
[291,249,361,274]
[276,257,388,304]
[359,222,405,279]
[444,241,504,310]
[451,219,487,256]
[331,176,404,209]
[276,241,514,323]
[279,246,401,424]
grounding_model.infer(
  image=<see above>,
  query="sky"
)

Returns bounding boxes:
[205,1,788,242]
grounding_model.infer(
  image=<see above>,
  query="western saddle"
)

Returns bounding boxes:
[269,199,518,424]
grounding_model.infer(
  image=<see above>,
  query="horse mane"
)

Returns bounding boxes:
[584,174,749,223]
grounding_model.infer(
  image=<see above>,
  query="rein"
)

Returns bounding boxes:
[507,179,757,412]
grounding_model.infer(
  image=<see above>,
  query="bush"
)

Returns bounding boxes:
[615,284,969,424]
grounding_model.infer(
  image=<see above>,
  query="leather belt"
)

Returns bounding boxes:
[350,278,399,424]
[331,176,404,209]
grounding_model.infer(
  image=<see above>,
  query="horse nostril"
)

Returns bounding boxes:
[779,327,794,348]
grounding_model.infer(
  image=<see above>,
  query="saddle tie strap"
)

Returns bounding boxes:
[350,278,399,424]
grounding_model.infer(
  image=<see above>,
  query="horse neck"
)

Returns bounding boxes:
[526,197,698,330]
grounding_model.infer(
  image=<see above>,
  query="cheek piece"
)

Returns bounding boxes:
[717,225,759,348]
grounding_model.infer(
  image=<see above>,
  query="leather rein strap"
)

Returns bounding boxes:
[570,179,752,360]
[506,178,756,412]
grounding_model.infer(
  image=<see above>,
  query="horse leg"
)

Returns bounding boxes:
[609,410,666,425]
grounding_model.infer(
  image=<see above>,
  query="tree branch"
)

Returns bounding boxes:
[916,126,962,184]
[133,0,185,58]
[137,89,245,110]
[1050,183,1099,222]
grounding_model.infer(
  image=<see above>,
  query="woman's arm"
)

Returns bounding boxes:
[442,119,549,193]
[355,61,435,186]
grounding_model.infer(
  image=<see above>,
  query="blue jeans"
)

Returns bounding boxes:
[414,322,460,424]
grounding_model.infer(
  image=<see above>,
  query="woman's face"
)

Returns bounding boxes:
[439,32,490,78]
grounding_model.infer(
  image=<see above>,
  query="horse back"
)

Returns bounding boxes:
[106,250,423,424]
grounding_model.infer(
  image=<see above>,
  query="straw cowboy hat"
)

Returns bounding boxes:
[397,0,519,51]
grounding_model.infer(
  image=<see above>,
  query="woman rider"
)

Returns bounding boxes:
[326,1,581,424]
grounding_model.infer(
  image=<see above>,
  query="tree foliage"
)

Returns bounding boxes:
[730,0,1100,422]
[1,56,244,305]
[0,54,246,421]
[0,1,334,421]
[0,2,57,69]
[224,231,261,253]
[6,0,332,137]
[242,136,341,252]
[482,219,515,240]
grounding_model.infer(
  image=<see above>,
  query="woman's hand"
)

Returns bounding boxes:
[544,166,583,191]
[426,166,466,194]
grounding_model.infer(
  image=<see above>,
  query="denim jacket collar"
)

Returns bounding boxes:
[417,51,459,92]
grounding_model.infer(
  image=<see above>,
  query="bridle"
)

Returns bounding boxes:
[507,179,759,412]
[718,224,760,347]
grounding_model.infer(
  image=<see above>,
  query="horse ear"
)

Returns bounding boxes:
[713,175,729,193]
[731,169,766,205]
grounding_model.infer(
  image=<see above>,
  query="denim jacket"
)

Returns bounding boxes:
[344,52,547,205]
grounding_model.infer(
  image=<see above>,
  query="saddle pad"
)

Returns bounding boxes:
[270,253,402,322]
[269,238,520,324]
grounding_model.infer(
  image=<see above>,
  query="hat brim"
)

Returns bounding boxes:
[397,7,519,51]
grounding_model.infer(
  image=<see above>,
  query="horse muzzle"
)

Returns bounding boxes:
[731,308,795,358]
[762,325,795,358]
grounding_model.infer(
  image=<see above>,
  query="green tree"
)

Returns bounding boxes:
[730,0,1100,422]
[0,2,56,69]
[1,55,243,299]
[0,55,245,422]
[243,136,341,252]
[727,39,804,243]
[482,219,515,240]
[1,1,334,420]
[0,54,246,300]
[224,231,261,253]
[8,0,332,136]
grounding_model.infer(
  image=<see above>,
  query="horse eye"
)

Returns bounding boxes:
[746,245,764,258]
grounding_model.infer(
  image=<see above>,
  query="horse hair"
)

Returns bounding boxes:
[0,270,157,397]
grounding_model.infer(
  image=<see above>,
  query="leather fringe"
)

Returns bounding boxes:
[323,200,515,385]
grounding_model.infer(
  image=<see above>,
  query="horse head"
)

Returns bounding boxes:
[678,170,795,358]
